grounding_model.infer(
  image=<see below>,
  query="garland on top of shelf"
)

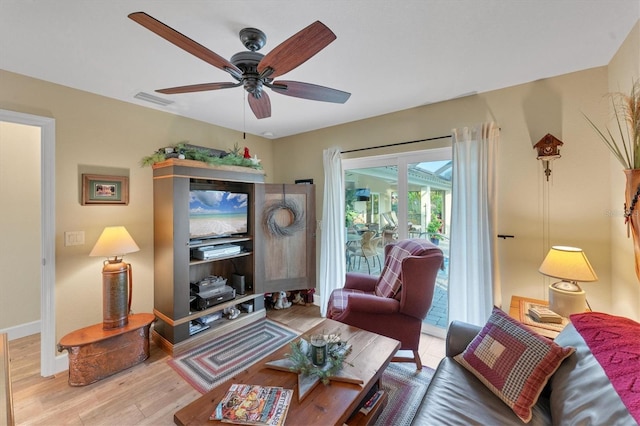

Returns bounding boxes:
[140,142,263,170]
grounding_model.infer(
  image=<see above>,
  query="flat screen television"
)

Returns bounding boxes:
[189,189,249,240]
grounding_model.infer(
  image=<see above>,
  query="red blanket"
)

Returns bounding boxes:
[570,312,640,423]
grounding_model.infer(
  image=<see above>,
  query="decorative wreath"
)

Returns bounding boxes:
[264,198,305,237]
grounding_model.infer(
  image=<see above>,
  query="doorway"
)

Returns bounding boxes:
[0,109,56,376]
[343,148,451,337]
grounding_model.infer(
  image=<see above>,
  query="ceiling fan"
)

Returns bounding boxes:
[128,12,351,119]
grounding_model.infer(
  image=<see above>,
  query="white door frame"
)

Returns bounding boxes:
[343,147,452,338]
[0,109,57,377]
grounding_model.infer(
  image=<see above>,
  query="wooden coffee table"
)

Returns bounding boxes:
[174,318,400,426]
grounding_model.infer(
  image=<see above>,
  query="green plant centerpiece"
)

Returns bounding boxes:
[584,80,640,281]
[285,334,352,385]
[140,142,262,170]
[264,333,362,401]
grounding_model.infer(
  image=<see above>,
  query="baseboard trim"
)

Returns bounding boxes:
[0,320,40,341]
[53,353,68,376]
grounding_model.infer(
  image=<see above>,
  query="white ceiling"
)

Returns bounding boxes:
[1,1,638,139]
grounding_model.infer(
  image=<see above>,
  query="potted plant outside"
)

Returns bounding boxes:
[427,214,443,245]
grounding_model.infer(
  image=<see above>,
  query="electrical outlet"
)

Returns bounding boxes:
[64,231,85,246]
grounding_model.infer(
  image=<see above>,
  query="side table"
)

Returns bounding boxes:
[509,296,567,339]
[58,313,155,386]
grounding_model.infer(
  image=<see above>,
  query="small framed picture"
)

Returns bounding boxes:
[82,174,129,205]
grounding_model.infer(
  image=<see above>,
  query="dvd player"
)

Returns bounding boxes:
[192,285,236,310]
[191,244,241,260]
[191,276,227,293]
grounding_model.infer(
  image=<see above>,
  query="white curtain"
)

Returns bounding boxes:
[448,122,500,326]
[319,147,346,317]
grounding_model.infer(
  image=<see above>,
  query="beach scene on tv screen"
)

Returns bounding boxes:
[189,190,248,238]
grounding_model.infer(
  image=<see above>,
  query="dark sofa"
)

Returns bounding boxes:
[414,319,636,425]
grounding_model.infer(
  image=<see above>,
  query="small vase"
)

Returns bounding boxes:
[624,169,640,281]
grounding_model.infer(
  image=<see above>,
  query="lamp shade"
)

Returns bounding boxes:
[89,226,139,258]
[538,246,598,283]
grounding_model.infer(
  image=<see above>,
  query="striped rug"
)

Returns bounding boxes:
[168,319,299,393]
[375,363,435,426]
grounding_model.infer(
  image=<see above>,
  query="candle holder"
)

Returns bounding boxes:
[310,334,327,366]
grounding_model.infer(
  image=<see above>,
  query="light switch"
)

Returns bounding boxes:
[65,231,85,246]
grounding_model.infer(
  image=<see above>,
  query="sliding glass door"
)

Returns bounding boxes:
[343,148,452,336]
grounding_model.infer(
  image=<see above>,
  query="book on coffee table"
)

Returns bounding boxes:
[359,389,385,415]
[210,383,292,426]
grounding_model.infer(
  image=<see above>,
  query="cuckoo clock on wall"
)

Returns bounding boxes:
[534,133,563,181]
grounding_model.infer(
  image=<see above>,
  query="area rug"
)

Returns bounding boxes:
[168,319,299,393]
[170,320,434,425]
[374,363,434,426]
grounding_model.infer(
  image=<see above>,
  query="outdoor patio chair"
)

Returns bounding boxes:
[346,230,382,274]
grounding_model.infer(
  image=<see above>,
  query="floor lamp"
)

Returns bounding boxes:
[538,246,598,317]
[89,226,140,330]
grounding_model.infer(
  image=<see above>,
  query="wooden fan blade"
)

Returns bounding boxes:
[248,92,271,119]
[128,12,241,76]
[157,82,241,94]
[257,21,336,79]
[270,80,351,103]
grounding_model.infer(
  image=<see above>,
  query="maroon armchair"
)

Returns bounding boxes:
[327,239,443,369]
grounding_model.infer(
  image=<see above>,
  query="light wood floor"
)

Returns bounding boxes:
[8,305,444,425]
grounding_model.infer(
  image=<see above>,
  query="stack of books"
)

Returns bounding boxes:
[528,305,563,324]
[210,384,292,426]
[360,389,385,415]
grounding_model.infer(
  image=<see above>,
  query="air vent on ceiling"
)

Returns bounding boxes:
[134,92,174,106]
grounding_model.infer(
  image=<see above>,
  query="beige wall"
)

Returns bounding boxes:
[608,21,640,318]
[0,69,275,339]
[274,23,638,320]
[0,122,41,328]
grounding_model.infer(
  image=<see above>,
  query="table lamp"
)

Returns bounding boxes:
[89,226,140,330]
[538,246,597,317]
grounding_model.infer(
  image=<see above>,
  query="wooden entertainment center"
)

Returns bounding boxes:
[152,159,315,356]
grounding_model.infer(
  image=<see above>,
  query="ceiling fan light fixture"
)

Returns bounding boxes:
[129,13,350,119]
[134,91,174,106]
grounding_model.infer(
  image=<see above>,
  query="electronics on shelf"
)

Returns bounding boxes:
[191,285,236,311]
[191,275,228,293]
[189,320,209,335]
[191,244,242,260]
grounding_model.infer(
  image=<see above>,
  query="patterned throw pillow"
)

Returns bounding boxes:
[454,307,575,423]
